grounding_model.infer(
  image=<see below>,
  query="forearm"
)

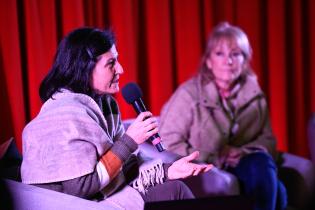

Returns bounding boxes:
[97,133,138,189]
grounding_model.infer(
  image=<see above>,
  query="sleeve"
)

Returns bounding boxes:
[240,97,277,158]
[96,133,138,190]
[34,171,100,199]
[159,87,194,157]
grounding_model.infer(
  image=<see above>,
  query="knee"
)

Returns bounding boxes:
[171,180,195,199]
[213,170,240,195]
[239,152,277,174]
[200,168,240,196]
[276,181,288,210]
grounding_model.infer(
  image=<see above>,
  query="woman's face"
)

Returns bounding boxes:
[90,44,124,94]
[206,39,245,90]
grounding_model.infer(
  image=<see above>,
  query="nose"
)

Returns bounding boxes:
[226,56,233,65]
[116,62,124,74]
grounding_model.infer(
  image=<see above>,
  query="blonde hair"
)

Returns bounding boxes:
[200,22,255,79]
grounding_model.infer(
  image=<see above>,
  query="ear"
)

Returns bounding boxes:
[206,56,212,69]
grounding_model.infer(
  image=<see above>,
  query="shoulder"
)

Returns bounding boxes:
[168,76,199,103]
[240,75,269,110]
[42,90,102,115]
[23,90,106,132]
[160,77,199,120]
[238,75,266,101]
[243,75,263,94]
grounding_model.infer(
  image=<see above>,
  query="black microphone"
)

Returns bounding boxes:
[121,83,165,152]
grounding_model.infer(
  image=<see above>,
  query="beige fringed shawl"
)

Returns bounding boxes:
[21,89,166,209]
[132,158,165,194]
[21,89,119,184]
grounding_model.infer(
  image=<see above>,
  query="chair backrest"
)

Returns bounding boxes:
[307,113,315,164]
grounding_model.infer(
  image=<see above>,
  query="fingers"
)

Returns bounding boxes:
[143,118,158,129]
[184,151,200,162]
[134,112,158,131]
[134,111,153,122]
[193,164,212,174]
[146,127,159,137]
[203,164,214,172]
[131,112,158,130]
[192,167,203,176]
[191,164,212,176]
[126,112,159,144]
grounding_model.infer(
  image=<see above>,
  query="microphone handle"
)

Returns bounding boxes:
[148,134,165,152]
[132,99,147,113]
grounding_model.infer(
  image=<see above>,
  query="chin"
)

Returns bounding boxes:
[96,87,119,95]
[109,87,120,94]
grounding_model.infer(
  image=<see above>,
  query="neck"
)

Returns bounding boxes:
[215,80,230,91]
[215,78,241,99]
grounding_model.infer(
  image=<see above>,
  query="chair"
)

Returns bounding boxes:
[0,138,119,210]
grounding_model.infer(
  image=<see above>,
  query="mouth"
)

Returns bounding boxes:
[109,76,120,88]
[222,68,234,72]
[111,75,120,83]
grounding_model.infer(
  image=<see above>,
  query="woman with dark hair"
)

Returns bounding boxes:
[159,22,287,210]
[21,27,212,209]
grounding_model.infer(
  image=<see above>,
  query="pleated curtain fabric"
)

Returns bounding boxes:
[0,0,314,158]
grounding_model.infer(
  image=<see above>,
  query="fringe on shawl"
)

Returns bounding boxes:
[131,159,165,194]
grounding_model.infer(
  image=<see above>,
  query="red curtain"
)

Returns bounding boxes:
[0,0,314,158]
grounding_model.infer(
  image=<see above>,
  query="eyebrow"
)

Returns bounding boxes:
[105,57,117,66]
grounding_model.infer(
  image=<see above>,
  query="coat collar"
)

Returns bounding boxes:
[197,73,264,109]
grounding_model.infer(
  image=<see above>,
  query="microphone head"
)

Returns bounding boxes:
[121,82,143,104]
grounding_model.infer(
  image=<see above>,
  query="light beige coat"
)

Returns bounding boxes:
[159,73,276,166]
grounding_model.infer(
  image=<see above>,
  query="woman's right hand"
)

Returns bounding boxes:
[125,112,159,145]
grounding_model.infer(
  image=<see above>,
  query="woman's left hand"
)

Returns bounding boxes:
[167,151,213,180]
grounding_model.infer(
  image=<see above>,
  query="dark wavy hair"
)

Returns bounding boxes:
[39,27,116,102]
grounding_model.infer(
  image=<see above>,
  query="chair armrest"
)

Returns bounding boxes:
[279,152,315,192]
[138,142,182,163]
[278,152,315,209]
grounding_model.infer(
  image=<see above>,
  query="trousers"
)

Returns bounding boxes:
[229,152,287,210]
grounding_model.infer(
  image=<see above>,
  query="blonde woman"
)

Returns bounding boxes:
[160,22,287,210]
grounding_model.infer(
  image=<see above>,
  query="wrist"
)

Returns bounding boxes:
[111,134,138,162]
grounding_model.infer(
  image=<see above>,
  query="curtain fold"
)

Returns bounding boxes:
[266,0,288,151]
[0,0,26,151]
[0,0,314,158]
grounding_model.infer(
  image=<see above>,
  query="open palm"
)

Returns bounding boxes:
[167,151,213,180]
